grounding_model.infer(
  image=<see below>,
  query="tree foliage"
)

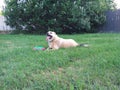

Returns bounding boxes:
[4,0,115,34]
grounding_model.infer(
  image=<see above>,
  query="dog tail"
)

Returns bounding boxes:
[79,44,89,47]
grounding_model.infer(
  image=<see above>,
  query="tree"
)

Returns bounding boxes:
[3,0,115,34]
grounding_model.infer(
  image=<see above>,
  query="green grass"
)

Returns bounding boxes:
[0,33,120,90]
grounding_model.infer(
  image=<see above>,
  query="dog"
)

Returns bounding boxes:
[46,31,88,50]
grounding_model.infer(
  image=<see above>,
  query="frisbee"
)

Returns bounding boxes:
[33,46,46,51]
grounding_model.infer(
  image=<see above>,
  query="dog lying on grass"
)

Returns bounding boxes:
[46,31,88,50]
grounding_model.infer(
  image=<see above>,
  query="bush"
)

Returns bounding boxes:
[4,0,115,34]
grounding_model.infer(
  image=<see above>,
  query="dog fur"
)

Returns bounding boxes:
[46,31,88,50]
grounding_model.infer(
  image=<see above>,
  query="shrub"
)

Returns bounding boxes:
[4,0,115,34]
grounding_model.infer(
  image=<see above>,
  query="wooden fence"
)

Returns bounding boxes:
[0,16,13,34]
[0,16,13,31]
[99,9,120,33]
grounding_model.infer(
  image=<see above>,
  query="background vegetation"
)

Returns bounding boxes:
[0,33,120,90]
[0,11,2,15]
[3,0,115,34]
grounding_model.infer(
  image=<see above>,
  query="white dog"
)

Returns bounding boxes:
[46,31,88,50]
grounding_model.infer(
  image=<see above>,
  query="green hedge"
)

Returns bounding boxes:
[4,0,115,34]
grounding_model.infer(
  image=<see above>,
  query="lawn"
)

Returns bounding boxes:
[0,33,120,90]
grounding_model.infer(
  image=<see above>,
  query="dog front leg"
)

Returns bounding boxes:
[46,47,52,50]
[46,45,59,50]
[46,43,52,50]
[52,45,59,50]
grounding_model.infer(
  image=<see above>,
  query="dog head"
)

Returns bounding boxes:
[46,31,57,42]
